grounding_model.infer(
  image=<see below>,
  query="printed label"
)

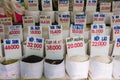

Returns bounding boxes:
[86,0,97,12]
[40,15,51,27]
[73,0,84,11]
[113,25,120,41]
[100,2,111,12]
[28,0,38,10]
[58,0,69,11]
[93,13,105,24]
[42,0,53,11]
[111,15,120,27]
[74,13,86,24]
[112,1,120,12]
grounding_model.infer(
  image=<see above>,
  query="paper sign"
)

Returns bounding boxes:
[4,39,22,60]
[70,24,84,37]
[112,38,120,56]
[66,36,85,57]
[91,24,106,36]
[0,17,12,33]
[45,39,64,59]
[91,35,110,57]
[23,16,35,28]
[8,25,23,41]
[86,0,97,12]
[0,24,4,40]
[111,15,120,27]
[73,0,84,12]
[100,2,111,12]
[42,0,53,11]
[40,15,51,27]
[58,12,70,28]
[49,25,62,39]
[74,13,86,25]
[112,1,120,12]
[28,26,42,38]
[112,25,120,41]
[26,37,44,57]
[58,0,69,11]
[93,13,105,24]
[28,0,38,10]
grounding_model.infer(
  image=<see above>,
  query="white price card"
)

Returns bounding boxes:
[91,35,110,57]
[112,1,120,12]
[23,16,35,28]
[26,37,44,57]
[40,15,51,27]
[28,0,38,10]
[66,36,85,57]
[42,0,53,11]
[74,13,86,25]
[49,25,62,39]
[112,25,120,41]
[4,39,22,60]
[28,26,42,38]
[73,0,84,12]
[112,38,120,56]
[93,13,105,24]
[86,0,97,12]
[0,17,12,32]
[58,0,69,11]
[45,39,64,59]
[111,15,120,27]
[100,2,111,12]
[58,12,70,27]
[0,24,4,40]
[91,24,106,36]
[70,24,85,37]
[8,25,23,41]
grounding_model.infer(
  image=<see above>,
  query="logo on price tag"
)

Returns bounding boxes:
[28,0,38,10]
[93,13,105,24]
[86,0,97,12]
[70,24,84,37]
[73,0,84,11]
[91,35,109,57]
[91,24,106,36]
[100,2,111,12]
[111,15,120,27]
[8,25,23,41]
[0,24,4,40]
[113,25,120,40]
[49,25,62,39]
[42,0,52,11]
[45,39,64,59]
[4,39,22,60]
[58,0,69,11]
[40,15,51,27]
[66,36,85,57]
[23,16,35,28]
[28,26,42,38]
[26,37,44,57]
[74,13,86,24]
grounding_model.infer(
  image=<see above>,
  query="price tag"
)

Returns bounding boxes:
[4,39,22,60]
[73,0,84,12]
[45,39,64,59]
[49,25,62,39]
[8,25,23,41]
[28,26,42,38]
[42,0,53,11]
[91,24,106,36]
[70,24,84,37]
[112,38,120,56]
[93,13,105,24]
[0,24,4,40]
[23,16,35,28]
[91,35,110,57]
[58,0,69,11]
[28,0,38,10]
[86,0,97,12]
[0,6,6,18]
[111,15,120,27]
[112,1,120,12]
[0,17,12,33]
[74,13,86,24]
[58,12,70,27]
[100,2,111,12]
[66,36,85,57]
[26,37,44,57]
[40,15,51,27]
[112,25,120,41]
